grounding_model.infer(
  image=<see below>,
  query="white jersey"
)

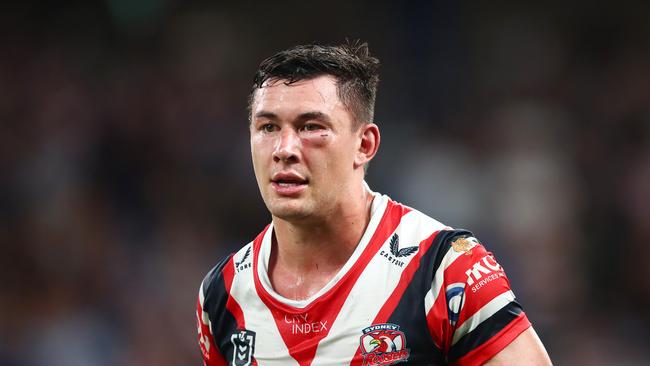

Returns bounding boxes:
[196,192,531,366]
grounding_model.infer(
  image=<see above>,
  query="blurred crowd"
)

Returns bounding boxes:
[1,1,648,365]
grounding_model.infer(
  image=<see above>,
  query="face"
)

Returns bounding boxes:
[250,75,367,222]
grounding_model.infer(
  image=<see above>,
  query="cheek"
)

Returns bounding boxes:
[298,134,329,167]
[306,136,355,174]
[250,141,270,182]
[300,133,330,148]
[251,136,273,160]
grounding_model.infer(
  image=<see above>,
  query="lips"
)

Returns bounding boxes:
[271,172,308,196]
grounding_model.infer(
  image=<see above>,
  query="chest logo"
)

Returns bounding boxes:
[360,323,410,365]
[389,234,418,257]
[380,234,418,267]
[230,329,256,366]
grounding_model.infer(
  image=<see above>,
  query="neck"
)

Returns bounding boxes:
[268,184,375,300]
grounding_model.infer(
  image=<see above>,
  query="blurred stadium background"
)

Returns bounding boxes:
[1,1,649,365]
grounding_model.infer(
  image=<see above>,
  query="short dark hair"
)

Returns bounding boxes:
[249,41,380,127]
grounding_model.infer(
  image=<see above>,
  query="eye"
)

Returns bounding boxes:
[301,123,323,132]
[260,123,278,133]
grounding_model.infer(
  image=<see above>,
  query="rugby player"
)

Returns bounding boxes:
[196,41,552,366]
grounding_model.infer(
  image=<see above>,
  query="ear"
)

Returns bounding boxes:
[354,123,380,169]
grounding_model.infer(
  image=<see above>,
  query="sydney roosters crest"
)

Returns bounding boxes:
[360,323,410,365]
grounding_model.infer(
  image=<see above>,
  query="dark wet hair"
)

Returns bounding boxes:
[249,41,380,127]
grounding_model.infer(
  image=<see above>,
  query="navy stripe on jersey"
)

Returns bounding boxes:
[201,254,238,363]
[447,301,524,363]
[383,231,451,365]
[382,229,469,365]
[430,229,473,276]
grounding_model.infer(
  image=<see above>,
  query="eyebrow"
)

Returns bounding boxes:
[253,111,332,124]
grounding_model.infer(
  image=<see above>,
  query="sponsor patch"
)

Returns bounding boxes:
[283,313,328,335]
[359,323,410,365]
[465,254,504,288]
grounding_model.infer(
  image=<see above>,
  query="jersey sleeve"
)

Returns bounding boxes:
[197,278,227,366]
[196,255,234,366]
[425,232,531,366]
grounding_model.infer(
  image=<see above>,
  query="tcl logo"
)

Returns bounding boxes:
[465,255,502,286]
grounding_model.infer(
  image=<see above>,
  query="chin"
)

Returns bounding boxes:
[267,201,313,222]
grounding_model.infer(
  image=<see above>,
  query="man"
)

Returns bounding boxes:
[196,42,551,366]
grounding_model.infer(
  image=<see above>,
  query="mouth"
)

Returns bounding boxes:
[271,173,308,196]
[272,179,308,186]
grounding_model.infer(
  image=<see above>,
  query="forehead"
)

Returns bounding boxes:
[251,75,346,117]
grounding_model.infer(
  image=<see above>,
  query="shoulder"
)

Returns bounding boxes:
[427,232,531,364]
[389,199,473,256]
[199,243,254,306]
[196,243,255,365]
[388,198,533,363]
[389,199,450,234]
[387,199,489,280]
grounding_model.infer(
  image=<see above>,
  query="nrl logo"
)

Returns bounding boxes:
[451,236,478,256]
[230,329,256,366]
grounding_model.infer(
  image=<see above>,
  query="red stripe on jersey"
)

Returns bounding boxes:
[441,244,512,337]
[349,229,441,366]
[253,200,408,366]
[203,355,227,366]
[223,255,246,329]
[196,297,228,366]
[455,313,531,366]
[426,278,454,353]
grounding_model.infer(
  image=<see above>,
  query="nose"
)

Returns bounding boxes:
[273,128,300,163]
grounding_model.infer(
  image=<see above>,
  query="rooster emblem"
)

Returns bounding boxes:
[360,323,410,365]
[368,334,400,353]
